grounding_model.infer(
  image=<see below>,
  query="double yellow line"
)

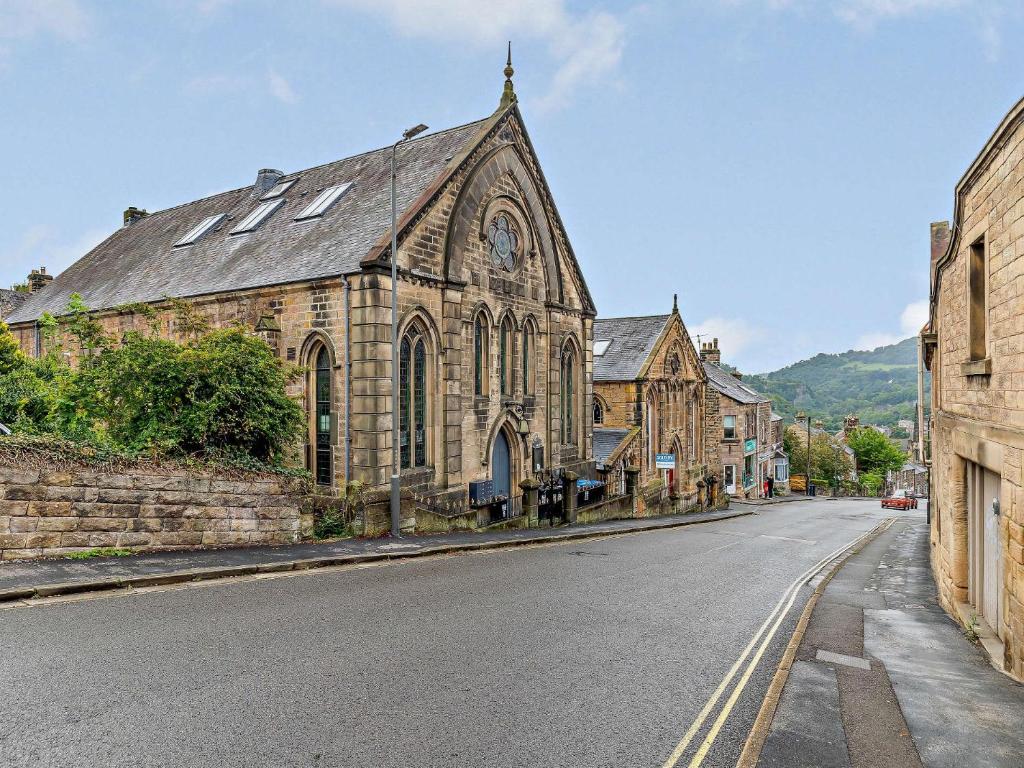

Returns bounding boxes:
[660,520,891,768]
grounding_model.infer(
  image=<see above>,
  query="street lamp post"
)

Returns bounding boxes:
[797,410,811,496]
[389,123,428,538]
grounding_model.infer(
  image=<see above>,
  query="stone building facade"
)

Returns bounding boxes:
[591,300,716,511]
[924,94,1024,679]
[5,71,596,532]
[700,340,772,499]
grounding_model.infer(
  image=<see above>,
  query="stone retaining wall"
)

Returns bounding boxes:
[0,467,312,561]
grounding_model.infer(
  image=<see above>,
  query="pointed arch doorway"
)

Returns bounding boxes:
[492,430,512,500]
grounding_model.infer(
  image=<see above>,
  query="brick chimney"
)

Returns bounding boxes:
[699,337,721,365]
[254,168,283,198]
[27,267,53,293]
[124,206,148,226]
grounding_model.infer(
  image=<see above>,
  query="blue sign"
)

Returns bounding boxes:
[744,439,757,454]
[656,453,675,470]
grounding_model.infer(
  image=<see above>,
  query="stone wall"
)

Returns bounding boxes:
[928,96,1024,679]
[0,466,311,561]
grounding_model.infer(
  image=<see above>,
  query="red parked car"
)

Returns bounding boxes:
[882,489,918,510]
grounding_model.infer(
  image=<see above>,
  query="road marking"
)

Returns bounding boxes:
[659,524,886,768]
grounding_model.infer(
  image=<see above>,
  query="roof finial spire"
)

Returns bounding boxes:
[673,293,678,313]
[499,41,516,110]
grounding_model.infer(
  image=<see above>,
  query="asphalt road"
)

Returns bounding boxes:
[0,498,900,768]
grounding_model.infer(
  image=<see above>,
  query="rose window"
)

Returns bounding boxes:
[488,214,520,272]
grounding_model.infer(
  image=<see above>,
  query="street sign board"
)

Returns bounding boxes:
[655,453,675,470]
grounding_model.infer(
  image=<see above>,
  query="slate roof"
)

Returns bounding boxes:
[593,314,671,381]
[594,428,631,464]
[0,289,27,319]
[6,118,491,325]
[703,361,770,404]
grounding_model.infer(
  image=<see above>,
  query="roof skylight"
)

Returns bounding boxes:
[174,214,226,247]
[230,199,284,235]
[261,178,297,200]
[295,182,353,220]
[594,340,611,356]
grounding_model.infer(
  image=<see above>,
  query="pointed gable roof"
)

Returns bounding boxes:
[7,118,490,324]
[703,361,770,404]
[593,314,672,381]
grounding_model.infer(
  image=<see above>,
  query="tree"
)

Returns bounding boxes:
[0,320,54,429]
[5,296,306,465]
[809,433,853,489]
[845,426,906,476]
[54,326,305,461]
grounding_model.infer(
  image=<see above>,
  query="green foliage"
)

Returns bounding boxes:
[0,297,305,464]
[744,337,930,431]
[845,426,907,476]
[783,426,804,472]
[858,471,884,495]
[0,319,22,376]
[311,482,365,539]
[65,547,133,559]
[0,320,56,429]
[782,424,853,491]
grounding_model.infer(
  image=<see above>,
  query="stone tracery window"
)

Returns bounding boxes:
[500,316,513,397]
[399,325,429,469]
[522,324,533,395]
[488,213,520,272]
[474,312,489,396]
[561,346,576,444]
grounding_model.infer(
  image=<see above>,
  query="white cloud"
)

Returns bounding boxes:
[0,0,92,41]
[899,299,929,335]
[834,0,966,26]
[322,0,626,110]
[854,298,928,350]
[2,225,108,288]
[691,316,762,361]
[268,69,299,104]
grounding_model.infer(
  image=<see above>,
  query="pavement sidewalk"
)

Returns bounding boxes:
[755,513,1024,768]
[0,506,750,603]
[732,494,817,507]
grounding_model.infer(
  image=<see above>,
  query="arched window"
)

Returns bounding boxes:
[399,325,429,469]
[474,313,488,396]
[500,316,513,397]
[593,398,604,425]
[312,345,332,486]
[522,323,535,396]
[646,392,657,470]
[561,346,576,444]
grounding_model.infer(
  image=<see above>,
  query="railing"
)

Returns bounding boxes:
[576,479,606,509]
[474,494,523,526]
[538,481,564,525]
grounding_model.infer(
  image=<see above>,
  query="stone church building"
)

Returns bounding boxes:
[5,65,597,531]
[591,299,718,512]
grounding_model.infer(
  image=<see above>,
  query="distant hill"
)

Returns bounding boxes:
[740,337,928,432]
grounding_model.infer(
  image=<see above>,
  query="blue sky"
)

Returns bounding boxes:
[0,0,1021,373]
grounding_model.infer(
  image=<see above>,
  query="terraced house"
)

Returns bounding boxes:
[925,94,1024,680]
[591,299,718,513]
[4,65,597,532]
[700,339,773,499]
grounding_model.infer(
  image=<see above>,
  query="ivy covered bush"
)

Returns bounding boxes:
[0,296,305,466]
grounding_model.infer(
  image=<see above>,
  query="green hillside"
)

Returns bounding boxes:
[741,337,929,432]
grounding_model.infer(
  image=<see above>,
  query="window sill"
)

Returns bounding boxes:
[961,358,992,376]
